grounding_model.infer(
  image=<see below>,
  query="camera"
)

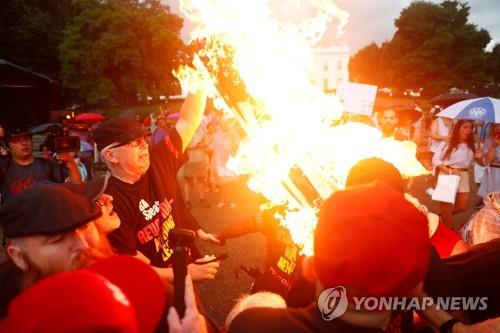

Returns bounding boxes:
[38,110,82,154]
[53,136,80,153]
[42,124,81,154]
[44,131,80,154]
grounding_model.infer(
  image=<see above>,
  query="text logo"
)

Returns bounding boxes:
[468,107,487,118]
[317,286,348,321]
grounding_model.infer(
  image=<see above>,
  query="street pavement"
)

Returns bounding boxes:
[189,178,266,326]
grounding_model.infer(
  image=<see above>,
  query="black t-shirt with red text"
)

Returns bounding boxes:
[105,129,197,267]
[0,158,63,204]
[253,217,304,298]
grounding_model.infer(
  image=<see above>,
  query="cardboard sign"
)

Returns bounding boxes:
[336,82,377,116]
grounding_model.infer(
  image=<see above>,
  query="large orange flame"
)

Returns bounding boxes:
[174,0,427,255]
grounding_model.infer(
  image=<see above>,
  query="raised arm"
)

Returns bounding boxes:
[134,251,219,284]
[175,90,207,152]
[216,217,259,244]
[484,137,500,164]
[56,152,83,184]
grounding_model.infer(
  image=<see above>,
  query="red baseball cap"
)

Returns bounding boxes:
[314,181,431,297]
[0,255,166,333]
[87,255,167,333]
[0,270,138,332]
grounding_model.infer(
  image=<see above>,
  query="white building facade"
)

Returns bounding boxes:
[311,45,350,93]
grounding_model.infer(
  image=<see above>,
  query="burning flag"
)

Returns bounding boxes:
[174,0,428,255]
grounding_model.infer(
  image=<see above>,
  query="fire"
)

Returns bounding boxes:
[175,0,428,255]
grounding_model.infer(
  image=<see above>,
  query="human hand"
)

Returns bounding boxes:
[443,166,460,176]
[493,136,500,147]
[256,203,287,226]
[55,152,76,164]
[457,317,500,333]
[212,233,226,246]
[167,274,207,333]
[187,255,219,281]
[173,57,210,97]
[196,229,220,244]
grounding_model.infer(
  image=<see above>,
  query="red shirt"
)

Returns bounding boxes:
[430,222,461,258]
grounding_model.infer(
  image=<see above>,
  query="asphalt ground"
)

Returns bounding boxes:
[186,173,482,326]
[188,177,266,326]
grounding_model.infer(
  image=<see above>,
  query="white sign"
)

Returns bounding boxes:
[336,82,377,116]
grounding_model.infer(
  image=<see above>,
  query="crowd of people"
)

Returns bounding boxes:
[370,107,499,233]
[0,90,499,333]
[145,106,241,210]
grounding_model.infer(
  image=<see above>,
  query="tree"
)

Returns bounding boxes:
[348,43,383,85]
[490,44,500,85]
[0,0,74,77]
[59,0,186,106]
[349,1,492,96]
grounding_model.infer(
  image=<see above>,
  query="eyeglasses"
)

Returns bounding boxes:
[109,136,147,149]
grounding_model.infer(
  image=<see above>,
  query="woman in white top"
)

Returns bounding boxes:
[478,123,500,198]
[432,120,478,229]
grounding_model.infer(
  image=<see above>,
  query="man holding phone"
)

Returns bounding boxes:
[167,274,208,333]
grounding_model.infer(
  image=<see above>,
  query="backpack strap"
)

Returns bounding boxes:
[0,157,12,189]
[36,157,58,183]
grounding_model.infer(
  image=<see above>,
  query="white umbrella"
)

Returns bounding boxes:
[436,97,500,123]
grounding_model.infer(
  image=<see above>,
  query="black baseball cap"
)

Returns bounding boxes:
[0,184,102,239]
[5,126,32,143]
[94,117,149,151]
[61,176,109,201]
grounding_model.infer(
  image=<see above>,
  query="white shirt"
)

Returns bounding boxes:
[433,142,474,169]
[430,118,452,153]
